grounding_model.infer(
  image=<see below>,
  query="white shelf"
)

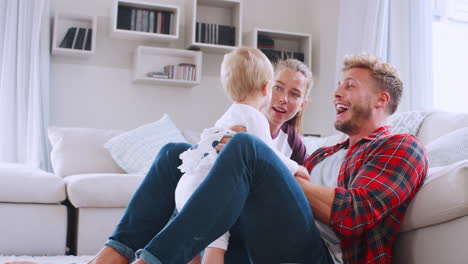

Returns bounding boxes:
[244,28,312,68]
[186,0,242,53]
[51,13,97,57]
[133,46,202,88]
[110,0,179,42]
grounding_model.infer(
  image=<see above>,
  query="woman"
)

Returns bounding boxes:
[89,59,316,264]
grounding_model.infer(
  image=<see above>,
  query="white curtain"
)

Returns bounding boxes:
[335,0,433,112]
[0,0,51,171]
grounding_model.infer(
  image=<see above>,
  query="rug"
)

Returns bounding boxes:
[0,255,93,264]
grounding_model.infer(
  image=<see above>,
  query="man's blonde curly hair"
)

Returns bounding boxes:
[343,54,403,114]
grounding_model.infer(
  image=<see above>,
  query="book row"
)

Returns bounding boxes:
[260,48,305,64]
[146,63,197,81]
[117,5,173,35]
[195,22,236,46]
[59,27,92,50]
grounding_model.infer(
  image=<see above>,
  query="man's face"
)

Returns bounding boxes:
[333,68,379,135]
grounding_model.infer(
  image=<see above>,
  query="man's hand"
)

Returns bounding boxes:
[294,165,310,181]
[214,125,246,152]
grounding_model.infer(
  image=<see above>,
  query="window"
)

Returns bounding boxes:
[432,0,468,112]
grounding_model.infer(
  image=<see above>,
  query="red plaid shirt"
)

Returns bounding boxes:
[304,126,428,264]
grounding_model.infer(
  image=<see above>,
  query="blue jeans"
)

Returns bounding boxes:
[106,133,333,264]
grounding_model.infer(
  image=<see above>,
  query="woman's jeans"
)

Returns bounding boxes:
[106,133,333,264]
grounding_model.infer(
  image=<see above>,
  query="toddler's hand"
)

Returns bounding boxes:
[294,165,310,181]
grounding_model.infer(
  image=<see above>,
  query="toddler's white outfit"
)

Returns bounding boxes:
[175,103,299,250]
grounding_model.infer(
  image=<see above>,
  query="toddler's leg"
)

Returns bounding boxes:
[202,248,226,264]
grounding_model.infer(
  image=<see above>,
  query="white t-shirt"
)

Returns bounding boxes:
[310,148,347,264]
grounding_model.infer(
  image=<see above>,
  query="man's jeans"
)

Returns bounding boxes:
[106,133,333,264]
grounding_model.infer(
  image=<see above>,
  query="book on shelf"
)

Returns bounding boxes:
[117,5,132,30]
[84,29,92,50]
[147,71,169,79]
[164,63,196,81]
[257,34,274,47]
[59,27,77,48]
[73,27,86,49]
[195,22,235,46]
[117,4,173,34]
[259,48,305,64]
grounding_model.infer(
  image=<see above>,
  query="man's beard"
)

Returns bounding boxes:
[334,103,372,135]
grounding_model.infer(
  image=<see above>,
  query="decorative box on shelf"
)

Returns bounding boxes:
[244,28,312,69]
[51,13,97,57]
[186,0,242,53]
[133,46,202,88]
[110,0,180,42]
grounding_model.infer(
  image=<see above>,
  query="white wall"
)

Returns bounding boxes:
[50,0,340,136]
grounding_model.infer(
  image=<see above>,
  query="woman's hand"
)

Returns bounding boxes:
[294,165,310,182]
[214,125,246,152]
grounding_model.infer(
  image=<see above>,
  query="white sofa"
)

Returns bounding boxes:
[0,111,467,263]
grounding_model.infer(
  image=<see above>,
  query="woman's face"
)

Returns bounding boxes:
[264,69,308,131]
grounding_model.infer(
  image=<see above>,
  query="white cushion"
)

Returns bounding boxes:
[417,111,468,145]
[400,160,468,232]
[105,114,187,175]
[182,129,201,145]
[0,163,66,203]
[388,110,430,135]
[65,173,144,208]
[49,127,125,177]
[426,127,468,167]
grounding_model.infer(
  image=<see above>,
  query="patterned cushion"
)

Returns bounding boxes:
[388,111,431,135]
[426,127,468,167]
[105,114,187,174]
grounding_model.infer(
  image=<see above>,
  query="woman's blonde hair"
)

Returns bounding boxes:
[274,59,314,135]
[342,54,403,114]
[221,48,274,102]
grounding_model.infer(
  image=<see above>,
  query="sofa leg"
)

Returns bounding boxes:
[64,199,78,255]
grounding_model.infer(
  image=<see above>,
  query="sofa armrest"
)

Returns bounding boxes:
[400,160,468,232]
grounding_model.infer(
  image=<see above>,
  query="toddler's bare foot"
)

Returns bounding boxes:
[88,246,128,264]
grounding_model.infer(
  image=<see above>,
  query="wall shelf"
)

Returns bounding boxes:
[51,13,97,57]
[110,0,179,42]
[186,0,242,53]
[133,46,202,88]
[244,28,312,68]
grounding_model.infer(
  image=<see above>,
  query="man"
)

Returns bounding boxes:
[37,54,426,264]
[296,54,428,263]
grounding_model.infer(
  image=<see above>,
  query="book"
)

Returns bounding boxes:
[293,52,305,62]
[73,27,86,49]
[84,28,92,50]
[81,28,89,50]
[117,5,132,30]
[136,9,142,31]
[260,48,282,64]
[141,9,149,32]
[149,11,155,33]
[59,27,77,49]
[218,25,235,46]
[163,11,171,34]
[130,8,136,30]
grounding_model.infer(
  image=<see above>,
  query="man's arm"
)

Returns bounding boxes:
[295,177,335,224]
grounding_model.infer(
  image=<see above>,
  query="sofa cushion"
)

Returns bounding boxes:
[0,163,66,203]
[426,127,468,167]
[417,111,468,145]
[388,110,430,135]
[65,173,144,208]
[49,127,125,177]
[104,114,187,175]
[400,160,468,232]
